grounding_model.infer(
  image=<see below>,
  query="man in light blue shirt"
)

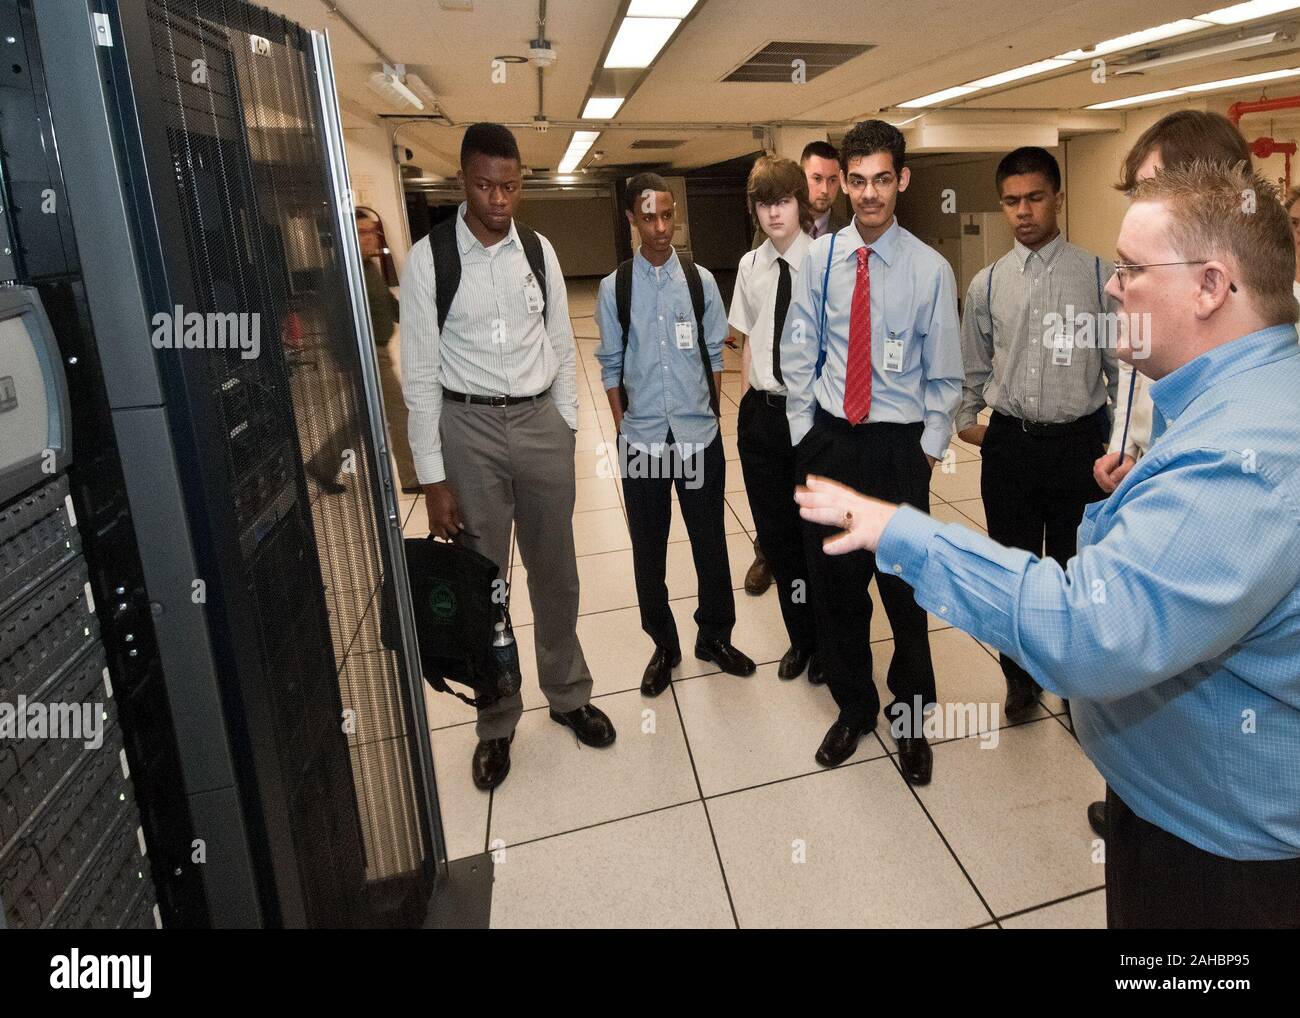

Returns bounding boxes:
[795,162,1300,928]
[596,173,755,696]
[780,120,963,782]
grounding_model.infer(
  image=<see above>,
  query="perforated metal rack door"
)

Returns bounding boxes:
[129,0,434,923]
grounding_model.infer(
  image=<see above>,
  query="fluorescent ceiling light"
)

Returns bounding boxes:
[558,131,600,173]
[1115,31,1281,74]
[628,0,697,15]
[897,84,979,108]
[1178,65,1300,89]
[582,97,624,118]
[367,68,424,111]
[1085,66,1300,108]
[604,16,679,68]
[966,58,1076,89]
[900,5,1300,113]
[1199,1,1300,25]
[403,71,439,108]
[1085,88,1189,109]
[1056,19,1208,61]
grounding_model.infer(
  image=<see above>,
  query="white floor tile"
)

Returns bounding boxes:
[1002,888,1106,929]
[676,663,882,797]
[708,759,992,928]
[913,717,1107,918]
[428,721,490,860]
[487,688,699,847]
[574,475,621,512]
[489,802,734,928]
[930,459,983,503]
[947,497,987,530]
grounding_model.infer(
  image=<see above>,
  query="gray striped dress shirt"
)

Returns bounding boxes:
[958,233,1119,433]
[398,202,579,484]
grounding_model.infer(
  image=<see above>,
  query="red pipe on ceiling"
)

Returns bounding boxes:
[1228,95,1300,124]
[1225,98,1300,191]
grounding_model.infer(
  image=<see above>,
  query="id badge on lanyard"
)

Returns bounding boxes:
[675,311,694,349]
[524,271,545,315]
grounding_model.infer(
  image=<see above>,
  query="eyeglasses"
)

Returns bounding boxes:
[1112,260,1238,293]
[848,172,897,191]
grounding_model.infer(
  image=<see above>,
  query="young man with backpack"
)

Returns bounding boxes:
[399,123,614,792]
[596,172,755,698]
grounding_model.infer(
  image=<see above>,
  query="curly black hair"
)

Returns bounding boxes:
[839,120,905,175]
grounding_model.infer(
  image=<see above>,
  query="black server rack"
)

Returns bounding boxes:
[0,0,193,929]
[10,0,442,927]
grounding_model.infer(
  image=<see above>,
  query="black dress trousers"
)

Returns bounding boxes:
[979,408,1108,690]
[621,428,734,653]
[797,408,936,729]
[737,388,815,652]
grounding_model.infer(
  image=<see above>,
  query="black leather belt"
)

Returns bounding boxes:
[756,390,786,408]
[442,386,550,407]
[813,405,923,434]
[993,406,1105,437]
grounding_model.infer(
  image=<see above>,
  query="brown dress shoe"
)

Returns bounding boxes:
[744,540,772,595]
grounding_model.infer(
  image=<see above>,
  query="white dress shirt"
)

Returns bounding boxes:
[1110,278,1300,459]
[398,202,578,484]
[729,230,811,394]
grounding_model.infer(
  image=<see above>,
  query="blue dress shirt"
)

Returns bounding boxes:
[595,248,729,455]
[780,218,964,459]
[878,325,1300,860]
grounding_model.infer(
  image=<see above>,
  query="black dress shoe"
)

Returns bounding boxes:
[472,735,511,791]
[641,646,680,697]
[1004,676,1042,719]
[695,637,756,676]
[778,645,812,680]
[807,654,826,685]
[744,540,772,595]
[815,718,872,767]
[1087,800,1107,839]
[897,736,933,785]
[550,703,617,748]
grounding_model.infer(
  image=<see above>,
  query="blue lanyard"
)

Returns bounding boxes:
[1118,367,1138,459]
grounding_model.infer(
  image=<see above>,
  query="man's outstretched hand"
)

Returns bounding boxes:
[794,474,900,555]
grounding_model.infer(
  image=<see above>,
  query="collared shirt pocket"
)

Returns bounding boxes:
[880,273,918,369]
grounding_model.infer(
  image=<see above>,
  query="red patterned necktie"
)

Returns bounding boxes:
[843,246,873,424]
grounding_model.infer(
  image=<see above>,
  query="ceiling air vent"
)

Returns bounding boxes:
[723,41,873,83]
[630,139,686,149]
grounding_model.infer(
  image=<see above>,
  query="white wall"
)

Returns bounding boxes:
[343,123,411,274]
[1062,98,1298,258]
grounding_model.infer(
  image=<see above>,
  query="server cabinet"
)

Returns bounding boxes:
[28,0,440,927]
[0,0,189,928]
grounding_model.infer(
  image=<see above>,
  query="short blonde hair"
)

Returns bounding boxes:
[1130,161,1298,326]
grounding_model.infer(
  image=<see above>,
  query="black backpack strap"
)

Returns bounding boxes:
[429,217,460,333]
[615,258,634,412]
[678,253,719,417]
[514,222,550,327]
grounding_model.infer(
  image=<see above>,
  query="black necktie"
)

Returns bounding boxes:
[772,257,791,387]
